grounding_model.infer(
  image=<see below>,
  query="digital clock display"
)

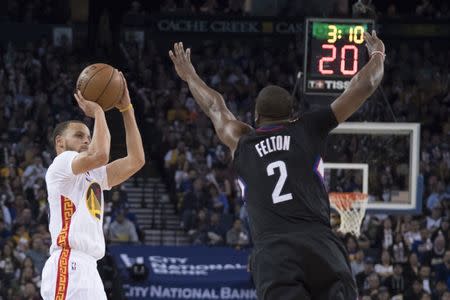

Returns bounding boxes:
[303,18,375,95]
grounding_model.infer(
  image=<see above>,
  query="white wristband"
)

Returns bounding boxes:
[371,51,386,60]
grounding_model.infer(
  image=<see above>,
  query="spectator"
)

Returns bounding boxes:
[22,156,46,191]
[21,282,40,300]
[346,235,360,261]
[363,272,381,297]
[356,256,375,293]
[443,291,450,300]
[375,250,394,280]
[226,219,249,249]
[435,250,450,290]
[424,231,447,270]
[1,156,23,178]
[405,219,422,249]
[385,262,407,297]
[12,224,31,245]
[419,265,433,294]
[404,277,427,300]
[165,141,192,170]
[377,286,391,300]
[0,243,20,286]
[206,212,225,246]
[189,209,209,245]
[427,203,444,231]
[413,227,433,263]
[108,210,139,243]
[391,232,409,263]
[208,184,229,214]
[426,182,445,211]
[379,217,394,250]
[0,218,11,240]
[25,235,48,274]
[405,252,422,283]
[351,249,365,276]
[180,178,210,230]
[433,280,449,299]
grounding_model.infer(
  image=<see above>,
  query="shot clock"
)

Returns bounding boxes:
[303,18,375,95]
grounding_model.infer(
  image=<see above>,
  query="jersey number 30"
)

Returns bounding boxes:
[266,161,293,204]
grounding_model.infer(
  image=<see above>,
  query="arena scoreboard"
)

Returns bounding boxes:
[303,18,375,95]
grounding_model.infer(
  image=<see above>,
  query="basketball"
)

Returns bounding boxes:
[76,63,124,111]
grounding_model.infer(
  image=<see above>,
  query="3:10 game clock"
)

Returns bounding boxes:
[303,18,375,95]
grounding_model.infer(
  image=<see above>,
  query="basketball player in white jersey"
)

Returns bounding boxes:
[40,73,145,300]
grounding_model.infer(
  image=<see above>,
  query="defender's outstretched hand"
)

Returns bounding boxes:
[169,42,197,82]
[364,30,385,57]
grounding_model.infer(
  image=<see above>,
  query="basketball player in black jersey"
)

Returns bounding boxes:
[169,31,385,300]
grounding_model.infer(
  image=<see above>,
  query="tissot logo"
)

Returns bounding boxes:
[308,80,350,90]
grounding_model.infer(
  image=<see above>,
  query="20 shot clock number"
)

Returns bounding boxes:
[318,44,358,76]
[303,18,375,95]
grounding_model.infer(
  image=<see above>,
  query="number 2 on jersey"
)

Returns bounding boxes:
[266,160,293,204]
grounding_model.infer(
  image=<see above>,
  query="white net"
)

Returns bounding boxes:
[329,193,368,237]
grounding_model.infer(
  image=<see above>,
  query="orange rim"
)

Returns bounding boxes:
[329,192,368,210]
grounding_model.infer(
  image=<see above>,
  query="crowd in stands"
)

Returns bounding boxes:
[0,0,70,23]
[1,0,450,25]
[0,2,449,299]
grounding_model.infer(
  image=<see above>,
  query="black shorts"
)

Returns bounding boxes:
[250,224,357,300]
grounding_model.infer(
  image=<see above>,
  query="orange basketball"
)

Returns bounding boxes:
[76,63,124,111]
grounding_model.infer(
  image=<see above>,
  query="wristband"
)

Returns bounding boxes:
[371,51,386,60]
[119,103,133,113]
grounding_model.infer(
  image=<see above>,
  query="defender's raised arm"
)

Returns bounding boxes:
[331,30,385,123]
[169,42,252,153]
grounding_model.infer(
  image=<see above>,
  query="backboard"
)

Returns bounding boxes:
[322,122,422,214]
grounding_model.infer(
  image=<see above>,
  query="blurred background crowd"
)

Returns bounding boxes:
[0,0,449,299]
[1,0,450,24]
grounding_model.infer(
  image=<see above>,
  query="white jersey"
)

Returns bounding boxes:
[45,151,110,260]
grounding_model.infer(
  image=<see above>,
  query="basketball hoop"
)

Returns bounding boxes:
[329,192,368,237]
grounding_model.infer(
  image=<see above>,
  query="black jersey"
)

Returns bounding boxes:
[233,106,339,242]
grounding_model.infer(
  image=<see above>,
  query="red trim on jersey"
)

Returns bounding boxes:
[54,196,75,299]
[54,248,71,300]
[56,196,75,248]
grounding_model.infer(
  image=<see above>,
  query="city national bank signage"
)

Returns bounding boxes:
[109,245,256,300]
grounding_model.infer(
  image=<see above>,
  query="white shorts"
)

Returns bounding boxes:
[41,249,107,300]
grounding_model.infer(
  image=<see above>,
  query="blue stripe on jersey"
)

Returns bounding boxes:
[237,177,247,202]
[255,125,285,132]
[313,156,325,185]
